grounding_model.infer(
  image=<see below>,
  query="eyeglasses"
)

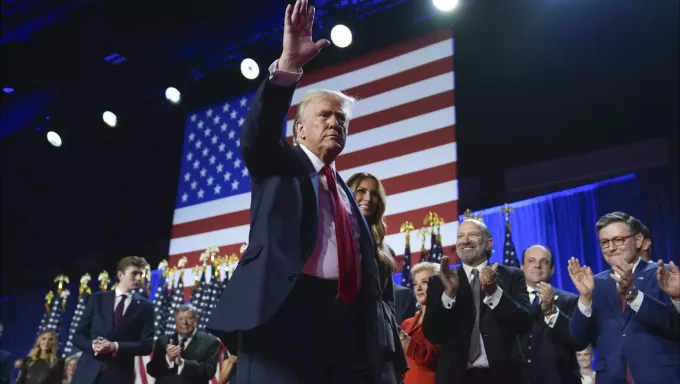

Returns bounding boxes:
[599,235,634,249]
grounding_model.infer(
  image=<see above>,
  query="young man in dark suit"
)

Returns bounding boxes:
[147,305,221,384]
[423,219,533,384]
[71,256,154,384]
[520,245,587,384]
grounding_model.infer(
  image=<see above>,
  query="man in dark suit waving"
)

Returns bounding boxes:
[207,1,405,383]
[71,256,154,384]
[519,245,587,384]
[423,219,533,384]
[147,305,221,384]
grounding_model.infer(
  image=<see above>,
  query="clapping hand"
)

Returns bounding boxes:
[567,257,595,306]
[278,0,330,73]
[92,337,113,354]
[167,339,182,365]
[657,260,680,300]
[535,282,556,316]
[609,258,634,296]
[479,264,499,296]
[439,256,459,298]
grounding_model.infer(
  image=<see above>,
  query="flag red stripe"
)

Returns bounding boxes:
[384,200,459,236]
[288,56,455,120]
[137,356,149,384]
[337,126,456,170]
[296,28,453,88]
[380,162,458,197]
[170,161,458,241]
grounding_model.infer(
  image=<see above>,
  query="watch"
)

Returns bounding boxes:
[626,287,639,303]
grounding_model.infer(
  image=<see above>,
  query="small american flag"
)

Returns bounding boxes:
[502,215,520,267]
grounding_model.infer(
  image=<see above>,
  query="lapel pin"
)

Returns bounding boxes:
[638,277,644,280]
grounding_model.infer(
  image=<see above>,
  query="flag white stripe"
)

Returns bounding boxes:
[169,178,458,256]
[286,71,455,136]
[338,142,457,182]
[173,143,457,226]
[341,107,456,155]
[290,39,454,105]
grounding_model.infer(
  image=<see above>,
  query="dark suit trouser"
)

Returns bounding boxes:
[235,274,372,384]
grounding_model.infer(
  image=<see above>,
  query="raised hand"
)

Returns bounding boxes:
[279,0,330,72]
[567,257,595,306]
[439,256,459,298]
[167,339,181,363]
[479,263,499,296]
[658,260,680,300]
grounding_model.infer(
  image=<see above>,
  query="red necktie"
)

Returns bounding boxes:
[323,165,360,304]
[619,294,635,384]
[114,294,127,326]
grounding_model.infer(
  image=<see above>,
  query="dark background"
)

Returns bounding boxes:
[1,0,678,296]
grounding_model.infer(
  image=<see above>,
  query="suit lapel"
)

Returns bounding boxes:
[183,332,201,357]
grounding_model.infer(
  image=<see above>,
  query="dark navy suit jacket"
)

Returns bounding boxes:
[206,78,406,383]
[569,259,680,384]
[71,291,154,384]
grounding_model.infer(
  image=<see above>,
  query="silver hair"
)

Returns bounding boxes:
[175,304,199,319]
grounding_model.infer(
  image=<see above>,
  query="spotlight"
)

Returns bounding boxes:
[102,111,117,127]
[46,131,62,147]
[165,87,181,104]
[433,0,459,11]
[241,58,260,80]
[330,25,352,48]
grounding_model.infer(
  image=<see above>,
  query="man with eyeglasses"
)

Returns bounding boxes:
[567,211,680,384]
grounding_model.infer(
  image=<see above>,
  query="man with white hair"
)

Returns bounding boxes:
[207,1,406,383]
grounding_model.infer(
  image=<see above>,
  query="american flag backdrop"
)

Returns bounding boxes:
[168,28,460,279]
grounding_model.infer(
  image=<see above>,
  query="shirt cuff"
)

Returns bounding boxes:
[111,342,119,357]
[441,292,456,309]
[628,291,644,312]
[673,299,680,313]
[268,60,302,86]
[177,359,185,375]
[166,355,174,368]
[577,299,592,318]
[544,306,560,328]
[483,287,503,309]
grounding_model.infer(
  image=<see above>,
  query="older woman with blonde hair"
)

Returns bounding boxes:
[16,330,63,384]
[400,262,441,384]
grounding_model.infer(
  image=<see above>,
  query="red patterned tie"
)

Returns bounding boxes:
[619,294,635,384]
[323,165,360,304]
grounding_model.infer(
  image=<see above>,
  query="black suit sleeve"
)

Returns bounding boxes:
[395,285,418,325]
[240,78,298,179]
[422,275,456,344]
[180,336,221,382]
[490,268,533,334]
[116,301,154,357]
[549,294,589,351]
[145,338,172,379]
[72,295,96,355]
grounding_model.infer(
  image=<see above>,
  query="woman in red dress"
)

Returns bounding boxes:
[400,262,441,384]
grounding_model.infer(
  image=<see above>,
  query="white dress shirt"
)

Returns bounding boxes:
[440,261,503,369]
[577,257,644,317]
[166,328,198,375]
[98,288,133,355]
[266,60,362,280]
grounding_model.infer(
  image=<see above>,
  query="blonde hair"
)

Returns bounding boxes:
[411,262,440,280]
[292,89,357,143]
[346,172,395,277]
[27,330,58,368]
